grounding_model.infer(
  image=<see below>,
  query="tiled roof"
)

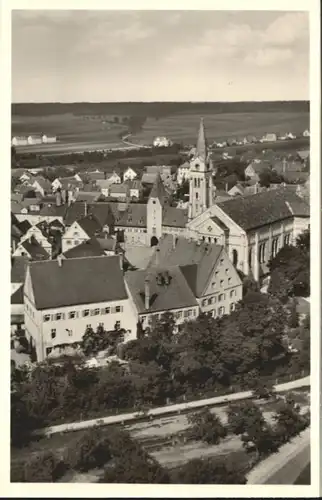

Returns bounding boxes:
[11,193,23,203]
[148,235,223,297]
[17,219,32,235]
[75,191,101,203]
[87,171,106,181]
[33,177,52,191]
[96,235,117,252]
[163,207,188,228]
[29,255,127,310]
[112,202,147,228]
[217,189,310,231]
[142,172,157,184]
[63,238,106,259]
[11,256,29,283]
[109,183,129,195]
[11,285,24,305]
[64,202,87,225]
[76,214,102,237]
[37,204,66,218]
[20,239,50,261]
[125,266,198,314]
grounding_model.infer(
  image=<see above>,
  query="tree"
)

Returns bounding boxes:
[113,116,119,124]
[81,325,124,357]
[273,395,309,443]
[23,451,66,482]
[171,457,247,484]
[227,400,265,436]
[187,408,227,444]
[64,428,112,472]
[296,228,310,253]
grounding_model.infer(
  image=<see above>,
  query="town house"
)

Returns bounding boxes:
[24,255,137,362]
[61,214,102,254]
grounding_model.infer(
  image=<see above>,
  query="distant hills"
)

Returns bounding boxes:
[12,101,310,117]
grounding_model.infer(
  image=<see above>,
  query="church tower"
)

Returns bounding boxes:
[188,118,214,220]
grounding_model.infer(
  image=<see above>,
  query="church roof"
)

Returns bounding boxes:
[217,189,310,231]
[196,118,208,160]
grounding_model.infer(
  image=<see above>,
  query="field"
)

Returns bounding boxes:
[131,112,310,146]
[12,102,310,154]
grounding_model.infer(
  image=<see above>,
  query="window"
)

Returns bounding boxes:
[152,200,156,204]
[86,324,91,329]
[272,238,279,258]
[202,299,207,306]
[284,234,291,246]
[102,307,110,314]
[192,309,197,316]
[220,280,224,286]
[195,192,199,200]
[98,322,104,327]
[115,305,123,313]
[91,308,100,316]
[55,313,64,321]
[43,314,50,322]
[66,240,72,245]
[73,231,79,237]
[208,297,213,305]
[230,289,236,298]
[74,240,79,245]
[68,311,77,319]
[115,321,121,329]
[225,268,229,275]
[188,309,193,317]
[175,311,182,319]
[230,303,236,312]
[184,310,189,318]
[83,309,90,317]
[232,250,238,266]
[218,293,225,302]
[51,329,56,339]
[228,277,232,285]
[220,258,224,265]
[215,271,219,276]
[66,329,73,337]
[46,347,53,355]
[259,242,266,263]
[212,282,216,288]
[218,306,225,316]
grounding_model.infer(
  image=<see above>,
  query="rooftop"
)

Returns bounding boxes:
[125,266,198,314]
[76,214,102,237]
[29,255,127,310]
[63,238,106,259]
[217,189,310,231]
[11,256,29,283]
[20,238,50,261]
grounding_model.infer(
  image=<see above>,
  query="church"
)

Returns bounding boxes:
[143,118,310,283]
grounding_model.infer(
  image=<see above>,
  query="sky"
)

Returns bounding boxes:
[11,10,309,102]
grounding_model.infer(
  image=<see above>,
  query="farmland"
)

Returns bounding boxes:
[12,101,310,154]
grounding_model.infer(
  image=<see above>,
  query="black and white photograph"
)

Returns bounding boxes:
[3,0,320,495]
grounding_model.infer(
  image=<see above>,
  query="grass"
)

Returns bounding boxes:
[132,112,309,145]
[12,110,309,151]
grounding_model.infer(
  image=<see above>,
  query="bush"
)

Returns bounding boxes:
[171,457,247,484]
[64,429,112,472]
[24,451,66,482]
[187,408,227,444]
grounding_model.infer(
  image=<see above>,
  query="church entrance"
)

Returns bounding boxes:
[150,236,159,247]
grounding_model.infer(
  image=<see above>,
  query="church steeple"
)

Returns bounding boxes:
[196,117,207,160]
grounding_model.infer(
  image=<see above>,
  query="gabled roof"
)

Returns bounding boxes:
[76,214,102,237]
[33,177,52,191]
[142,172,158,184]
[297,150,310,161]
[17,219,32,235]
[20,239,50,261]
[217,189,310,231]
[49,218,65,228]
[148,236,223,297]
[64,202,87,225]
[125,266,198,314]
[109,183,129,195]
[75,191,101,203]
[29,255,127,310]
[63,238,106,259]
[11,284,24,305]
[11,256,29,283]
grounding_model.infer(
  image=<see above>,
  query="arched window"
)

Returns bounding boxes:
[248,248,252,267]
[150,236,158,247]
[232,249,238,266]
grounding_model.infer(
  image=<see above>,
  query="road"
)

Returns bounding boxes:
[246,427,310,484]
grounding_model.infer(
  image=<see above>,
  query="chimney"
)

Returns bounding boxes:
[172,234,176,250]
[57,254,63,267]
[144,277,150,310]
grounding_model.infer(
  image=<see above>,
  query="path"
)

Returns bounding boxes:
[247,427,310,484]
[38,375,310,437]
